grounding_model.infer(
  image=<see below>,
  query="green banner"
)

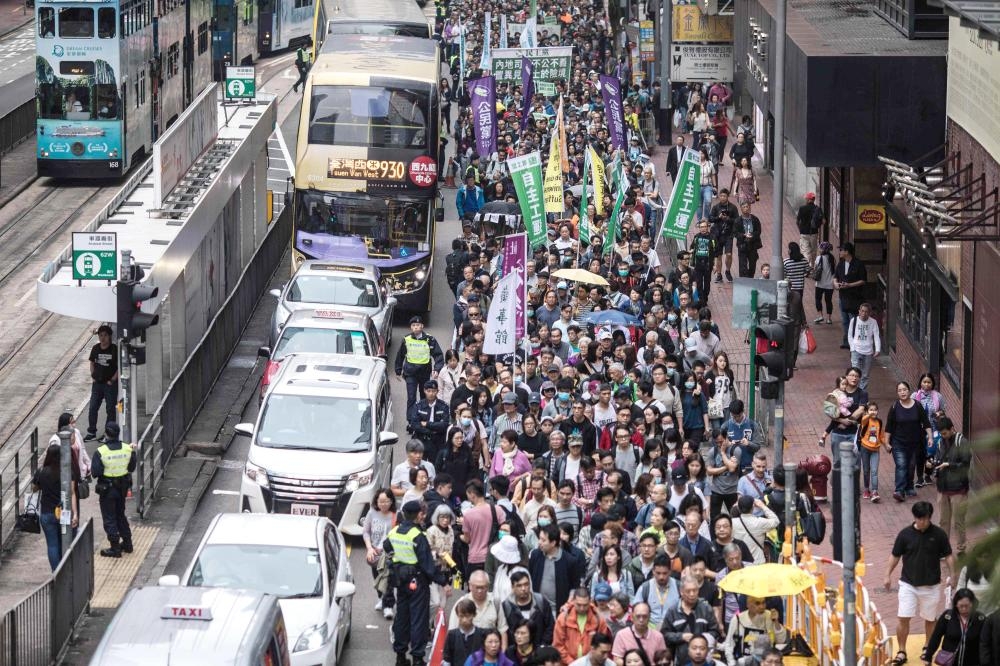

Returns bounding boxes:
[491,47,573,82]
[508,152,547,249]
[604,164,627,256]
[579,148,590,245]
[659,150,702,242]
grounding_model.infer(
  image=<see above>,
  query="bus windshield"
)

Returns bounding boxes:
[295,191,428,258]
[308,85,429,150]
[37,82,121,121]
[326,21,430,38]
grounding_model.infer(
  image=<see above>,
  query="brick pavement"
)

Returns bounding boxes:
[649,135,965,655]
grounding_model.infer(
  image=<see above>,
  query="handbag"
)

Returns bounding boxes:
[933,650,955,666]
[799,328,817,354]
[77,474,91,500]
[17,492,41,534]
[707,395,724,419]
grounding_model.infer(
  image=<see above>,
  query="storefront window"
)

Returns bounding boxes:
[941,293,961,389]
[898,235,932,358]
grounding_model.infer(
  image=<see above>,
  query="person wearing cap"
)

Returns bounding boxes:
[385,499,442,666]
[91,421,135,558]
[408,379,450,463]
[682,336,713,373]
[396,315,445,410]
[492,392,525,449]
[833,242,867,348]
[542,378,575,423]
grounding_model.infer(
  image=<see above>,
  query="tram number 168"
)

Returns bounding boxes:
[108,160,121,170]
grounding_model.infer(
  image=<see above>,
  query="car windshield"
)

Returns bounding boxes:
[287,275,380,308]
[188,544,323,598]
[275,326,371,358]
[257,395,372,451]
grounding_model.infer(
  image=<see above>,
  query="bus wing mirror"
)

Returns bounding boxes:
[435,208,444,222]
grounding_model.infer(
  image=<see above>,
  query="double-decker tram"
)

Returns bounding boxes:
[257,0,314,55]
[311,0,430,56]
[293,35,441,311]
[36,0,213,178]
[211,0,258,80]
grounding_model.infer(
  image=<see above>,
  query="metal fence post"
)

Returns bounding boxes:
[59,430,72,560]
[840,441,858,665]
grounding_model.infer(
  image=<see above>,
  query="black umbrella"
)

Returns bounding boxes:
[477,200,521,217]
[474,200,523,236]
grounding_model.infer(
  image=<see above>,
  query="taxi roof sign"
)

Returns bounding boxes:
[161,604,213,621]
[314,264,365,273]
[313,310,344,319]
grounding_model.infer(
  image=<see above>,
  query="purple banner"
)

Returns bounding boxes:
[520,57,534,132]
[467,76,497,158]
[600,74,626,152]
[502,232,527,337]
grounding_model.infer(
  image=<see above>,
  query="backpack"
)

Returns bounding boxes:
[490,498,527,539]
[445,250,466,287]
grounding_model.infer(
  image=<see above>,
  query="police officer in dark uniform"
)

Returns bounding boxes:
[384,500,442,666]
[395,316,445,411]
[90,422,136,558]
[407,379,450,464]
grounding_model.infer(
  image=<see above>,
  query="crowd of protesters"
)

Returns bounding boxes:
[367,1,994,666]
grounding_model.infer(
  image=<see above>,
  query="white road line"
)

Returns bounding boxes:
[212,489,240,496]
[269,166,290,172]
[273,128,295,178]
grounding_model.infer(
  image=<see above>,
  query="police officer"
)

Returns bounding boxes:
[90,422,136,558]
[384,500,442,666]
[395,316,444,411]
[292,45,310,93]
[407,379,450,464]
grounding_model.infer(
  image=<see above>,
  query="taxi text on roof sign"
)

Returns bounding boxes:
[314,310,344,318]
[315,264,365,273]
[160,604,214,620]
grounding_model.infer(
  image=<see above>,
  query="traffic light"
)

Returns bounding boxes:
[754,318,798,383]
[116,280,159,341]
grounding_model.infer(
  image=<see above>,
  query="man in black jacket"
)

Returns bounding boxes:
[502,570,555,647]
[709,189,739,283]
[408,380,450,463]
[527,523,584,611]
[734,202,763,278]
[665,135,688,183]
[932,417,970,553]
[833,242,867,348]
[795,192,824,267]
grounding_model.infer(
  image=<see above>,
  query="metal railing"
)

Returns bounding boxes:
[134,205,292,516]
[0,98,35,157]
[0,519,94,666]
[0,428,39,554]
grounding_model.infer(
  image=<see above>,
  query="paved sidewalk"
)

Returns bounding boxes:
[650,135,969,659]
[0,0,31,39]
[0,139,37,205]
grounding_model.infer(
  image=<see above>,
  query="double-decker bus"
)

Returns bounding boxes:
[211,0,258,80]
[311,0,430,57]
[35,0,212,178]
[257,0,314,56]
[293,35,440,312]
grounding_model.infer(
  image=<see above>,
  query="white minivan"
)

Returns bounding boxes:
[160,513,355,666]
[237,353,398,535]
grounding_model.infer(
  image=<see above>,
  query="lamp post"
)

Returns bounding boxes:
[769,0,787,280]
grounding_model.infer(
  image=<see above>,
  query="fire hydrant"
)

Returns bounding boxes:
[799,454,832,502]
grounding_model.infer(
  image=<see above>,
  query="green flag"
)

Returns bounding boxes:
[579,148,590,246]
[508,152,547,249]
[658,150,702,245]
[604,165,627,256]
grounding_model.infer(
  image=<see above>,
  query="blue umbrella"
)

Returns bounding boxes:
[581,309,640,326]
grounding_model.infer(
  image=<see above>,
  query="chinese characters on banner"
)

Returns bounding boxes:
[543,128,564,213]
[599,75,626,151]
[483,271,520,354]
[467,76,497,158]
[507,152,547,249]
[658,150,702,244]
[490,47,573,82]
[501,233,527,337]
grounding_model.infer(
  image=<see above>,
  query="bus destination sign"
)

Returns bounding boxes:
[327,158,406,181]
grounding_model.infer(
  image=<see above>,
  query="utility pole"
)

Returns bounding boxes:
[657,0,670,133]
[59,428,72,558]
[783,460,796,560]
[773,280,788,467]
[118,249,132,446]
[770,0,787,280]
[839,441,858,666]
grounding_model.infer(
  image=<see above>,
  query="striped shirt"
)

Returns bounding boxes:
[782,258,810,291]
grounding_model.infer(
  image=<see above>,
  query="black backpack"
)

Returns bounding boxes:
[445,250,466,287]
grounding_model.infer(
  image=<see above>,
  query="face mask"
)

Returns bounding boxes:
[685,381,696,390]
[667,368,677,376]
[558,392,570,402]
[527,309,535,318]
[617,269,628,277]
[537,517,552,527]
[497,530,508,540]
[460,417,472,427]
[667,314,678,323]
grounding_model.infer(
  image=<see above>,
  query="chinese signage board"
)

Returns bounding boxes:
[639,20,655,63]
[673,5,733,42]
[224,66,256,99]
[671,44,734,82]
[72,232,117,281]
[491,47,573,82]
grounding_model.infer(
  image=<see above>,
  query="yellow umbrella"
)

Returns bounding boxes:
[552,268,609,287]
[718,564,817,597]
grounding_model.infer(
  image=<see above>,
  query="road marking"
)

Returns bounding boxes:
[269,166,290,172]
[212,489,240,495]
[15,287,35,307]
[273,128,295,178]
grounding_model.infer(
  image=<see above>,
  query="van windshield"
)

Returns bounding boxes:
[258,395,372,451]
[275,326,372,358]
[189,544,322,598]
[287,275,380,308]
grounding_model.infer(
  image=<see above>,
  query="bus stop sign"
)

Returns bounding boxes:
[225,67,256,99]
[72,232,117,281]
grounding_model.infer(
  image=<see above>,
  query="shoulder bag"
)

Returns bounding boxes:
[17,492,41,534]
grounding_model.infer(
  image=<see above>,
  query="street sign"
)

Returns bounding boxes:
[224,66,256,99]
[72,232,117,281]
[731,278,777,329]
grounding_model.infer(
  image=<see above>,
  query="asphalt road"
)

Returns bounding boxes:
[0,25,36,116]
[159,113,458,666]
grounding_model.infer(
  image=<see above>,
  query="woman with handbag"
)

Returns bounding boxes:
[922,588,986,665]
[31,443,80,571]
[49,412,92,498]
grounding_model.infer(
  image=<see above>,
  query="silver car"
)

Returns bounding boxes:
[269,261,396,348]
